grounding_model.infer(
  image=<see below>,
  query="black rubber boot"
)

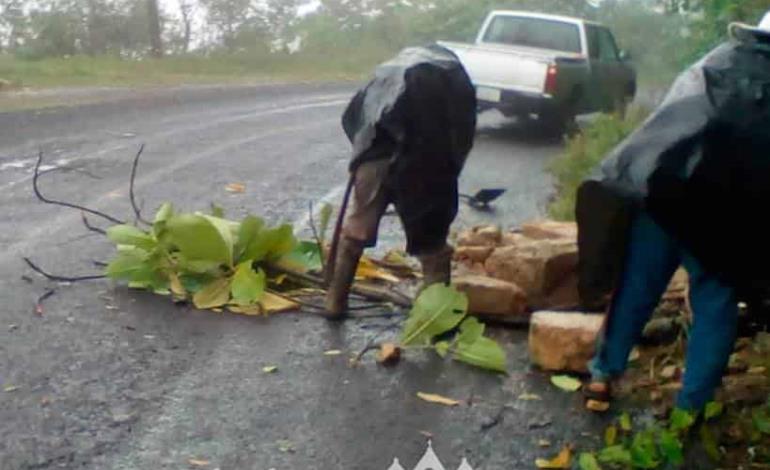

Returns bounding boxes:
[324,238,364,319]
[417,244,453,294]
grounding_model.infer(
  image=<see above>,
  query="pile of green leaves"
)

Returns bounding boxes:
[401,284,507,373]
[578,403,736,470]
[105,203,319,313]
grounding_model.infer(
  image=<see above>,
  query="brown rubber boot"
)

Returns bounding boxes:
[324,238,365,319]
[417,244,453,294]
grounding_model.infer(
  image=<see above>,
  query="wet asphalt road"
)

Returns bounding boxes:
[0,83,611,470]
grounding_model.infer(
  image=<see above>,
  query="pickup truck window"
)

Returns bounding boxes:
[586,25,620,61]
[598,28,620,61]
[482,16,581,54]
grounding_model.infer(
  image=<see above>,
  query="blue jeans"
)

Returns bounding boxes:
[589,211,738,410]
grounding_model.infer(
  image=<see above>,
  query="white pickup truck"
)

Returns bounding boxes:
[439,11,636,132]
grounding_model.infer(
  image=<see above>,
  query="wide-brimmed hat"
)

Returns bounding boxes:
[729,11,770,43]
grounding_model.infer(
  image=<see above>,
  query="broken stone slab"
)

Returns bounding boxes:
[453,274,527,317]
[529,311,605,373]
[485,237,579,310]
[520,220,578,241]
[456,225,502,247]
[454,245,494,264]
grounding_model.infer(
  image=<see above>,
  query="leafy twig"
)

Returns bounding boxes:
[270,264,412,307]
[129,144,151,226]
[23,257,106,282]
[33,151,125,225]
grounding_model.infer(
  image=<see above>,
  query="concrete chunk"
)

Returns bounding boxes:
[453,275,528,317]
[529,311,605,373]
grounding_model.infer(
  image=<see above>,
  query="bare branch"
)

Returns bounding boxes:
[265,288,325,312]
[129,144,152,226]
[23,257,106,283]
[33,151,125,225]
[81,213,107,235]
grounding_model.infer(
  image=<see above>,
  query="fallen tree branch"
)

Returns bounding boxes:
[33,151,125,225]
[23,257,106,283]
[270,264,412,308]
[265,288,325,312]
[129,145,151,226]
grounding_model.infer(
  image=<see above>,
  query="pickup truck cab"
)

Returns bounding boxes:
[439,11,636,132]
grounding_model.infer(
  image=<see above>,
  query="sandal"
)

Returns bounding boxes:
[584,381,612,412]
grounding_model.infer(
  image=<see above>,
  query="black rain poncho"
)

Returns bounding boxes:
[342,44,476,173]
[340,44,477,253]
[577,36,770,309]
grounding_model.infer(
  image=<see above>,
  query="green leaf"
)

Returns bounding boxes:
[435,341,451,358]
[630,430,660,469]
[275,241,322,273]
[453,335,507,373]
[551,375,582,392]
[318,203,333,244]
[230,261,266,306]
[106,249,168,290]
[106,225,156,250]
[154,203,174,224]
[166,214,234,266]
[620,412,632,432]
[669,408,696,433]
[578,453,602,470]
[753,409,770,435]
[234,216,265,260]
[174,255,221,274]
[604,425,618,447]
[456,316,485,345]
[699,424,721,462]
[153,203,174,238]
[659,429,684,465]
[704,401,724,421]
[179,274,210,294]
[598,445,632,465]
[193,277,233,309]
[401,284,467,346]
[106,248,151,280]
[241,223,296,263]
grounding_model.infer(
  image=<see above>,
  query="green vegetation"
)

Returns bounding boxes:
[578,399,770,469]
[547,107,649,221]
[0,51,379,89]
[1,1,768,91]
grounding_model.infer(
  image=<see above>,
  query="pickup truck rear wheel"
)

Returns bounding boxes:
[540,112,575,138]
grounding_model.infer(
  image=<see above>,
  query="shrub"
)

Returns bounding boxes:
[548,107,649,221]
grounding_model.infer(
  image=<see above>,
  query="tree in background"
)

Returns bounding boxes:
[178,0,195,53]
[0,0,29,52]
[147,0,164,57]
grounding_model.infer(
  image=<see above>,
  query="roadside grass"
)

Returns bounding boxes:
[0,49,393,90]
[547,107,650,221]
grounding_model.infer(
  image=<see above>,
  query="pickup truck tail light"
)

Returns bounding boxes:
[544,64,558,96]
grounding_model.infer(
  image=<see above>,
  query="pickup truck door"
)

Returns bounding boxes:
[586,25,627,112]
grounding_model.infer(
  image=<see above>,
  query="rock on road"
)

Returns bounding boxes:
[0,83,606,469]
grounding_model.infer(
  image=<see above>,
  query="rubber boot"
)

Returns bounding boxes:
[417,244,453,294]
[324,238,364,319]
